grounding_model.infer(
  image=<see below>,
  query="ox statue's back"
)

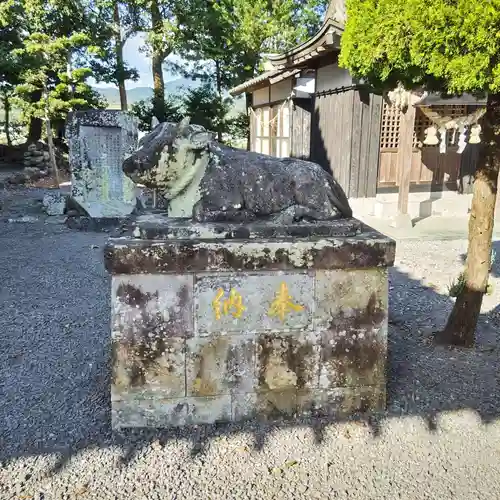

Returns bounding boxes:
[122,118,352,224]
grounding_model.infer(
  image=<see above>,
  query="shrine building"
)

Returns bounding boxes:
[229,0,486,220]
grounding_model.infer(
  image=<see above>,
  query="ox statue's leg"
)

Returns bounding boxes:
[270,205,341,224]
[192,201,257,223]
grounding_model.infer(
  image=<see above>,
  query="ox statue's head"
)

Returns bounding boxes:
[122,117,214,200]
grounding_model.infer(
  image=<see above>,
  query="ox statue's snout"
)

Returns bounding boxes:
[122,152,145,183]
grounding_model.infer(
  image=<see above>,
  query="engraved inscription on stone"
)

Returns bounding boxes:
[268,282,304,321]
[73,125,137,217]
[195,272,314,335]
[81,126,122,201]
[212,288,246,320]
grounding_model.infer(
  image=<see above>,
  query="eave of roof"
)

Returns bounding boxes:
[229,11,345,97]
[229,68,303,97]
[268,19,344,68]
[229,70,281,97]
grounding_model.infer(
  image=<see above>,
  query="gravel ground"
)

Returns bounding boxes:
[1,187,500,500]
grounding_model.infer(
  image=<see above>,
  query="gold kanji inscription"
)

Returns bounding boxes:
[212,288,246,320]
[268,282,304,321]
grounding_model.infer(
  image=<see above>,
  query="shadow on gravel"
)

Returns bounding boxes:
[386,239,500,427]
[1,199,499,476]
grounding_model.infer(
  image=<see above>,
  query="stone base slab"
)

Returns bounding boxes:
[112,386,386,428]
[66,216,133,232]
[129,214,363,240]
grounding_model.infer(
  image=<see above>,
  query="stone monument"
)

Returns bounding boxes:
[105,118,395,428]
[67,110,139,218]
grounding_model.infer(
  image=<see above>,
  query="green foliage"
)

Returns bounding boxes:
[1,0,328,143]
[130,96,183,132]
[225,112,250,142]
[182,85,249,144]
[166,0,327,143]
[448,270,494,297]
[296,0,330,40]
[183,84,231,137]
[449,246,497,297]
[174,0,328,88]
[1,0,108,131]
[14,32,104,120]
[87,0,142,88]
[448,271,467,298]
[339,0,500,95]
[130,85,248,144]
[0,2,24,101]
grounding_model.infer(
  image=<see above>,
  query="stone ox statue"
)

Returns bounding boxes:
[122,118,353,223]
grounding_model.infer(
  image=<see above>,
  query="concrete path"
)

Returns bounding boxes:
[360,214,500,241]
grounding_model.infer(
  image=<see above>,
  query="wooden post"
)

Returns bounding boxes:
[396,104,416,215]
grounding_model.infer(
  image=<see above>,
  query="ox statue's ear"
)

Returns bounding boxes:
[177,117,191,137]
[151,116,160,129]
[190,130,213,149]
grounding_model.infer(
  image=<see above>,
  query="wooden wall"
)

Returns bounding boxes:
[291,99,312,160]
[378,149,462,191]
[251,80,292,107]
[310,63,382,198]
[315,62,352,90]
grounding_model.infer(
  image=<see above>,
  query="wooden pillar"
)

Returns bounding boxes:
[397,105,416,215]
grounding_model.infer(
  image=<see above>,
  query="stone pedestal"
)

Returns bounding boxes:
[104,216,395,429]
[67,110,139,218]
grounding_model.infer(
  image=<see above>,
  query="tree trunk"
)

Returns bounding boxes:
[151,0,166,121]
[3,95,12,146]
[152,53,165,121]
[114,1,128,111]
[28,117,42,143]
[215,60,223,142]
[118,70,128,111]
[46,119,60,188]
[436,93,500,347]
[27,89,43,143]
[43,87,60,188]
[67,53,74,101]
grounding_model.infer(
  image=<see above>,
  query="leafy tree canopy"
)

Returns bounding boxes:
[170,0,328,89]
[11,0,105,120]
[339,0,500,95]
[85,0,142,87]
[130,95,183,131]
[339,0,500,347]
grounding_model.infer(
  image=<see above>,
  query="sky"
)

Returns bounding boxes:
[89,33,183,89]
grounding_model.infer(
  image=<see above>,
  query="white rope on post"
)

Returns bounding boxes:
[248,95,292,128]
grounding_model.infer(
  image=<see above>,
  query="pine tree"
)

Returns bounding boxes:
[0,18,23,145]
[13,0,106,182]
[6,0,105,144]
